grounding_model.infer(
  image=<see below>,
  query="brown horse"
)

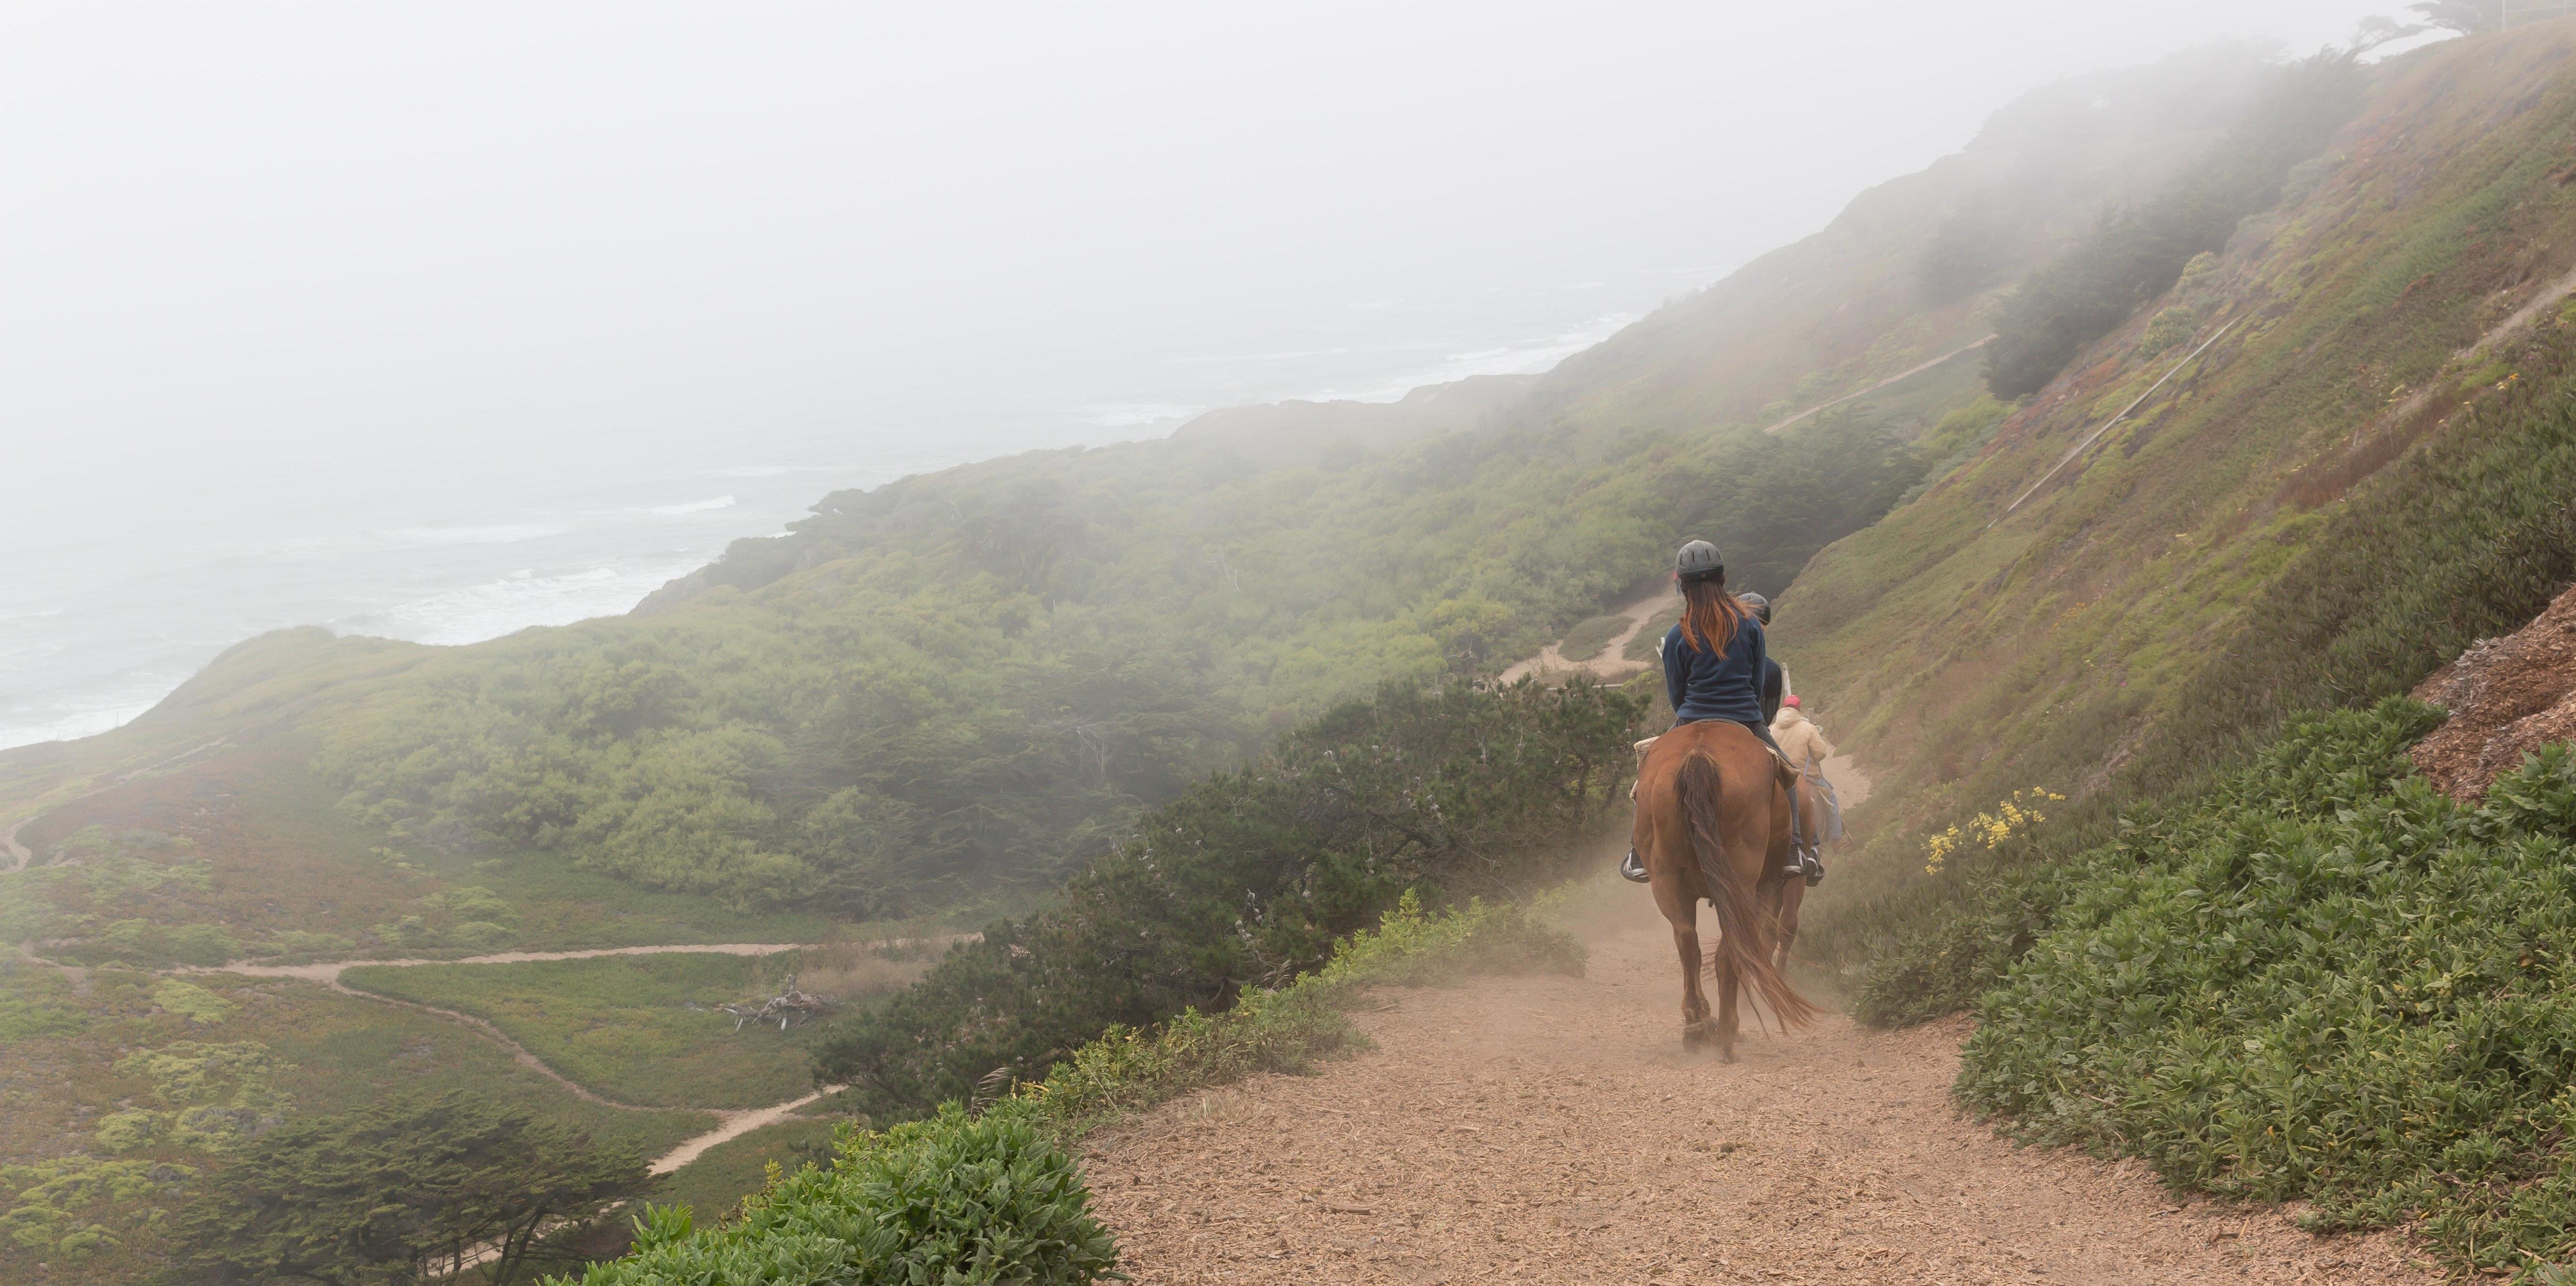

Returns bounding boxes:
[1633,720,1820,1059]
[1767,775,1827,973]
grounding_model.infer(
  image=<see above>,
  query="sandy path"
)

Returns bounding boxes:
[1761,335,1994,436]
[1819,754,1871,809]
[184,940,829,985]
[1501,592,1670,686]
[650,1088,844,1174]
[3,734,231,873]
[1082,893,2437,1284]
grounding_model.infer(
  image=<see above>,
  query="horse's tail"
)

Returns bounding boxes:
[1677,752,1820,1029]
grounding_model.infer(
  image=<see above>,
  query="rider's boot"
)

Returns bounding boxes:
[1619,847,1650,883]
[1779,773,1808,878]
[1801,844,1825,886]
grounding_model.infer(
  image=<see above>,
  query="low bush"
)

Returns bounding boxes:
[556,1107,1116,1286]
[1959,699,2576,1273]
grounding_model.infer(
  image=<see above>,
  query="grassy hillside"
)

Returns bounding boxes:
[1787,26,2576,995]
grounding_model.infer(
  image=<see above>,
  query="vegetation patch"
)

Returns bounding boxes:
[342,953,830,1110]
[1960,700,2576,1274]
[565,1108,1115,1286]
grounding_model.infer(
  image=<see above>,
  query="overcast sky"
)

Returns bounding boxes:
[4,0,2405,558]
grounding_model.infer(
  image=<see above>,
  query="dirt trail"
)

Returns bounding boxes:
[181,940,838,985]
[650,1088,844,1175]
[1501,592,1669,686]
[3,734,232,873]
[1760,336,1995,436]
[1083,891,2435,1284]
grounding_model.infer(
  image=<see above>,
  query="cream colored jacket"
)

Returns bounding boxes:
[1771,708,1836,774]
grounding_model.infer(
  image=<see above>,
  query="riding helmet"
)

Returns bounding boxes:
[1737,591,1772,625]
[1674,539,1723,582]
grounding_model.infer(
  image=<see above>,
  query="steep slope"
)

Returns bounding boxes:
[1784,26,2576,964]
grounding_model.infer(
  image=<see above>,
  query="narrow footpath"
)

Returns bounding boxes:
[1081,891,2438,1285]
[1499,592,1667,686]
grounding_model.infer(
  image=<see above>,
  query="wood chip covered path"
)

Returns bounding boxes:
[1082,890,2438,1284]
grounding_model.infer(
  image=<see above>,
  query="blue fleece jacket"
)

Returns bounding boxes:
[1662,615,1768,726]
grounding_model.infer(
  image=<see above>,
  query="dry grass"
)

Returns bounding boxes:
[792,940,941,1004]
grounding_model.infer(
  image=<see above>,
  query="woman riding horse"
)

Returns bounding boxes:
[1628,539,1818,1058]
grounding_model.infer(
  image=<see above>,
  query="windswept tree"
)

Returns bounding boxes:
[157,1091,654,1286]
[2411,0,2502,33]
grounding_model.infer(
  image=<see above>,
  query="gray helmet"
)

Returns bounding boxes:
[1674,539,1723,582]
[1737,591,1771,625]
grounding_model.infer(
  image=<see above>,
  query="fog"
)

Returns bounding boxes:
[2,0,2403,745]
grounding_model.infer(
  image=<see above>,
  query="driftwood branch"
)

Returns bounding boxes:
[718,974,836,1032]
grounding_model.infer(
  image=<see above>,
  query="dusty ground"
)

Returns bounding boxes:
[1083,892,2440,1285]
[2411,580,2576,798]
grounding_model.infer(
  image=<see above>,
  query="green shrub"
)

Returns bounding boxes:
[1851,699,2442,1024]
[553,1106,1116,1286]
[2133,304,2202,358]
[1957,700,2576,1273]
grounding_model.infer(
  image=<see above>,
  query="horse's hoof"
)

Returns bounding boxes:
[1717,1048,1738,1065]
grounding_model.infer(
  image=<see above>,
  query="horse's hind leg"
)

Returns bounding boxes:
[1772,880,1805,974]
[1712,948,1742,1063]
[1658,890,1712,1048]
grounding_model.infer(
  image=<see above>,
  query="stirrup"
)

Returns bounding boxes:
[1619,848,1650,883]
[1801,849,1825,887]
